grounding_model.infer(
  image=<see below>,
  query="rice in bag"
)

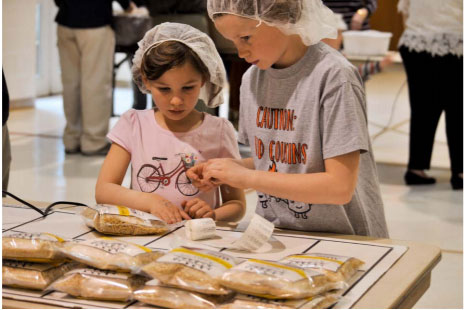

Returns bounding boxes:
[49,267,147,301]
[220,259,337,299]
[81,204,169,235]
[58,237,163,272]
[141,247,239,295]
[2,260,77,290]
[2,232,66,263]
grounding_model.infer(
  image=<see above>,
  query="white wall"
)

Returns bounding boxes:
[2,0,37,101]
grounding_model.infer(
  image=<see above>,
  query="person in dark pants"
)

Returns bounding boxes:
[2,70,12,195]
[398,0,463,189]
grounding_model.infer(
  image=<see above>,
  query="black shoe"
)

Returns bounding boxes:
[82,143,111,156]
[65,146,80,154]
[404,171,436,185]
[451,175,463,190]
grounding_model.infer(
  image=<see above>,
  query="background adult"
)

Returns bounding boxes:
[322,0,377,30]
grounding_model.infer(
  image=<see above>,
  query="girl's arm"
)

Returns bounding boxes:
[95,143,190,224]
[215,185,246,222]
[203,151,360,205]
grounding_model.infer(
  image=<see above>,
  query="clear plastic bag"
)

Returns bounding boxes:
[141,247,239,295]
[58,237,164,272]
[133,280,231,309]
[49,267,147,301]
[81,205,169,236]
[280,253,364,283]
[2,232,66,263]
[2,260,77,290]
[220,259,340,299]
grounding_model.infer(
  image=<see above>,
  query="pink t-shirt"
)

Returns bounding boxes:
[107,109,240,209]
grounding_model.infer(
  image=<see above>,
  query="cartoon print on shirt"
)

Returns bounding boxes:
[136,153,199,196]
[257,193,312,219]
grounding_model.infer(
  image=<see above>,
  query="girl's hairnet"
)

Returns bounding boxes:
[207,0,338,46]
[132,22,227,108]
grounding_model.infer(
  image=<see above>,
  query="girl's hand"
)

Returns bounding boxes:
[150,197,191,224]
[181,199,215,219]
[203,158,251,189]
[187,163,217,192]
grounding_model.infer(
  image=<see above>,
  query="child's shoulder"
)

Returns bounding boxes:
[117,108,155,126]
[203,113,235,131]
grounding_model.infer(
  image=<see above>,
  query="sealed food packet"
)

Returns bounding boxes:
[2,232,66,263]
[49,267,147,301]
[141,247,240,295]
[2,260,78,290]
[133,279,232,309]
[219,299,291,309]
[58,237,164,272]
[220,259,341,299]
[81,204,169,235]
[224,293,339,309]
[280,253,365,282]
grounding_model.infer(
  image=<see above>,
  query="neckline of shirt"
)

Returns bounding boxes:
[266,43,318,79]
[149,109,210,137]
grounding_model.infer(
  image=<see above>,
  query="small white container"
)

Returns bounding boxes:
[342,30,393,56]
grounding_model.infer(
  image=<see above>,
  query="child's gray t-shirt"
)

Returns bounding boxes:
[238,43,389,238]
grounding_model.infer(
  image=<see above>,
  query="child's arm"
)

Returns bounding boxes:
[203,151,360,205]
[95,143,190,224]
[181,185,245,222]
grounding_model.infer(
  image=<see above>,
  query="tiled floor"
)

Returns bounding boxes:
[3,64,462,308]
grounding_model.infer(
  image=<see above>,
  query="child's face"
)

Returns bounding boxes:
[143,61,205,122]
[214,14,291,70]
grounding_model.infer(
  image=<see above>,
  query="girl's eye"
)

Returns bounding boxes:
[183,86,195,91]
[158,87,170,92]
[241,35,251,42]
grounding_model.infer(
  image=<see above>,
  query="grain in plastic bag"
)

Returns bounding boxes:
[59,237,164,272]
[280,253,364,283]
[2,232,66,263]
[220,258,339,299]
[81,204,169,235]
[2,260,77,290]
[141,247,239,295]
[49,267,147,301]
[133,279,232,309]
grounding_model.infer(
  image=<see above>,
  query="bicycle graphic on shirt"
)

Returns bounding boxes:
[136,154,199,196]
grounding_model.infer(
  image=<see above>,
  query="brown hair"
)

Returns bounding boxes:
[141,41,210,81]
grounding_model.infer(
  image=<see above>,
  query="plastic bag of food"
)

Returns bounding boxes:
[81,204,169,235]
[2,260,77,290]
[141,247,239,295]
[58,237,164,272]
[219,299,292,309]
[49,267,147,301]
[2,232,66,263]
[220,258,339,299]
[280,253,364,283]
[133,279,231,309]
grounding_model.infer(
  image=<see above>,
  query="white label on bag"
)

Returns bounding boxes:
[281,253,350,272]
[185,218,216,241]
[3,231,64,242]
[79,237,151,256]
[94,204,164,223]
[66,267,130,280]
[229,214,274,251]
[157,247,236,278]
[234,259,308,282]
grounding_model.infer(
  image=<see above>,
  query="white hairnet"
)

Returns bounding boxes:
[207,0,338,46]
[132,22,227,108]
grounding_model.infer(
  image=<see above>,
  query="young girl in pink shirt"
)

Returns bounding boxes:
[95,22,245,224]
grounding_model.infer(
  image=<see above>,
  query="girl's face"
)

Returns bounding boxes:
[143,61,205,123]
[214,14,293,69]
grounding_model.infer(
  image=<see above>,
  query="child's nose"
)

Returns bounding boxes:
[170,95,183,106]
[237,46,250,60]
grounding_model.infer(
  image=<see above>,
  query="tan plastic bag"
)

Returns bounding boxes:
[141,247,239,295]
[58,237,164,272]
[49,267,146,301]
[280,253,364,282]
[220,259,340,299]
[133,280,231,309]
[2,260,77,290]
[2,232,66,263]
[81,204,169,235]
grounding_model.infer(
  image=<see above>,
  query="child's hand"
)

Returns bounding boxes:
[187,163,217,192]
[203,158,250,189]
[181,199,215,219]
[150,197,191,224]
